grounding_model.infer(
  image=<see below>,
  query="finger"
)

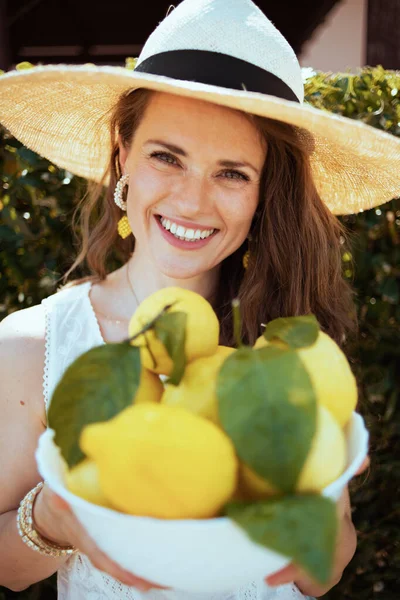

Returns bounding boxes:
[265,563,301,586]
[121,574,171,591]
[90,553,169,590]
[81,538,142,586]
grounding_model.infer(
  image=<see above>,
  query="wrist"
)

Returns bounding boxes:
[295,573,342,598]
[295,514,356,597]
[32,487,72,548]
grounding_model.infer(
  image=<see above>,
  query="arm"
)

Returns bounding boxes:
[294,486,357,597]
[0,306,166,592]
[0,306,69,591]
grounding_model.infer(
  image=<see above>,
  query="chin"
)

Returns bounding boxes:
[155,255,214,280]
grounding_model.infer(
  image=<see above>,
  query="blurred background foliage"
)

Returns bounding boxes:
[0,64,399,599]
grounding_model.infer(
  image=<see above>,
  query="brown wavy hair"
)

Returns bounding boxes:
[63,88,358,350]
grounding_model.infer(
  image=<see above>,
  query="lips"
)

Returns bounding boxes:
[159,215,216,242]
[156,214,218,231]
[155,215,218,250]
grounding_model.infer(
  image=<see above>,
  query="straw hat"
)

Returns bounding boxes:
[0,0,399,215]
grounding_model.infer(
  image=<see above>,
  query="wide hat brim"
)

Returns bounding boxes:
[1,64,400,215]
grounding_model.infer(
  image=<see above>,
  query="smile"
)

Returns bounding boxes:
[159,217,216,242]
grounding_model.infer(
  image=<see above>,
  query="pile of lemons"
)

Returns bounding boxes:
[66,287,358,519]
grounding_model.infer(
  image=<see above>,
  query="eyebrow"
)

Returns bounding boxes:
[144,139,260,175]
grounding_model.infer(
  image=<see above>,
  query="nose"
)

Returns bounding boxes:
[172,174,212,219]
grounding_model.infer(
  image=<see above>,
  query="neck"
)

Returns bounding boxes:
[126,250,220,306]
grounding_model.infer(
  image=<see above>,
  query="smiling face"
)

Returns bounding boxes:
[119,92,266,280]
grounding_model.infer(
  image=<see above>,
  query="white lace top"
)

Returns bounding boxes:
[42,281,312,600]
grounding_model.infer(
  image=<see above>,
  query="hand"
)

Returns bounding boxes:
[264,455,370,596]
[33,483,171,591]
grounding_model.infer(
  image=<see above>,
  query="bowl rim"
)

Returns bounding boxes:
[36,411,369,527]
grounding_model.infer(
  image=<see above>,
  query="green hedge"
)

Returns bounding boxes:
[1,65,399,599]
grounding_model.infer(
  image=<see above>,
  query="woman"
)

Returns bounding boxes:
[0,0,394,597]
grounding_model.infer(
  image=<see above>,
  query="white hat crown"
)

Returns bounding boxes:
[136,0,304,103]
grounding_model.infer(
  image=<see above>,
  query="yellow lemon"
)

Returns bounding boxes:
[254,331,357,426]
[161,345,235,424]
[297,331,357,426]
[253,335,286,350]
[134,367,164,405]
[80,403,238,519]
[239,404,347,498]
[128,287,219,375]
[66,458,112,507]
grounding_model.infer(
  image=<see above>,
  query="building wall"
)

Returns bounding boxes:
[299,0,367,72]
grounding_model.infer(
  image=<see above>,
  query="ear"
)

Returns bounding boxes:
[118,135,129,174]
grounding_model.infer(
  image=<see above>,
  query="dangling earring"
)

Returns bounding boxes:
[242,250,250,270]
[117,215,132,239]
[242,234,253,270]
[114,174,132,239]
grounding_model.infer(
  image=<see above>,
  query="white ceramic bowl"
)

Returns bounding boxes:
[36,412,368,594]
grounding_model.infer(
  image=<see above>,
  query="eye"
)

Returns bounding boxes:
[221,170,250,181]
[150,151,178,165]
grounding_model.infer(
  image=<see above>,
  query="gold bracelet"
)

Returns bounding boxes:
[17,481,77,557]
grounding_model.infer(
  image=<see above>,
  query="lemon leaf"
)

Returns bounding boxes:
[217,345,317,492]
[264,315,320,349]
[153,311,187,385]
[48,343,141,467]
[224,494,337,585]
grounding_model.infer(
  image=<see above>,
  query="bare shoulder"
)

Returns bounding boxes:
[1,303,45,335]
[0,304,46,423]
[0,304,49,512]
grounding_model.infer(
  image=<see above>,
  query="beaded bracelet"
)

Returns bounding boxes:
[17,481,77,557]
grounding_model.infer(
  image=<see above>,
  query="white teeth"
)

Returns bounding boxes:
[160,217,215,241]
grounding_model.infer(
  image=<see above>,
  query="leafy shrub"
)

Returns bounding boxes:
[0,65,399,599]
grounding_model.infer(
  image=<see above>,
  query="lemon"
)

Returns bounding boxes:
[129,287,219,375]
[134,367,164,404]
[239,404,347,498]
[297,331,357,426]
[254,335,286,350]
[80,403,238,519]
[161,345,235,424]
[66,458,112,507]
[254,331,357,426]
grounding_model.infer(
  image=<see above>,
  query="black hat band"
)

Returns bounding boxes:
[135,49,300,103]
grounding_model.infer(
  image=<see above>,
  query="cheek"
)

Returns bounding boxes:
[218,187,259,230]
[127,164,166,211]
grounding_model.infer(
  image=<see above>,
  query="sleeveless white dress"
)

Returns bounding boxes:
[41,281,313,600]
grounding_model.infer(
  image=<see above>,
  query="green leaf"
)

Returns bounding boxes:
[263,315,320,349]
[224,494,337,585]
[48,343,141,467]
[153,311,187,385]
[217,346,317,492]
